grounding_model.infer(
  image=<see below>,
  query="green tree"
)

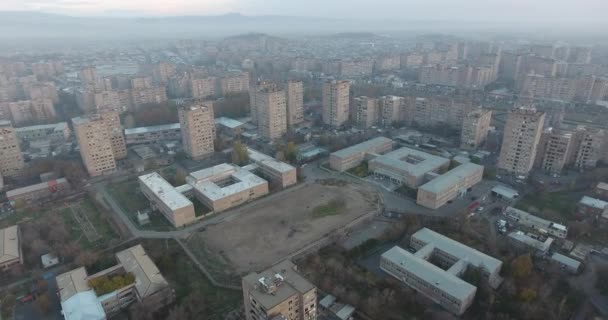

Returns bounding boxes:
[231,141,249,165]
[285,141,298,163]
[518,287,537,302]
[511,254,533,279]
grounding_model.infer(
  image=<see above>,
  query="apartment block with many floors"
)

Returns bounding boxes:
[254,84,287,141]
[178,102,216,160]
[286,80,304,127]
[0,121,24,177]
[322,80,350,128]
[497,107,546,176]
[460,109,492,150]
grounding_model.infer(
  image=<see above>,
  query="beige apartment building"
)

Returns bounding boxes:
[535,129,574,173]
[497,108,546,176]
[131,86,168,110]
[322,80,350,127]
[250,80,275,124]
[354,96,378,128]
[153,61,176,84]
[219,72,250,95]
[413,97,474,129]
[243,260,317,320]
[255,84,287,140]
[190,77,217,98]
[178,102,216,160]
[72,112,126,177]
[130,76,152,90]
[78,66,98,85]
[286,80,304,127]
[574,127,606,169]
[0,121,24,177]
[460,109,492,150]
[379,95,403,127]
[1,99,56,125]
[25,82,59,103]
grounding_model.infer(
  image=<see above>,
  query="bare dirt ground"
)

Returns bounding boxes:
[198,181,379,273]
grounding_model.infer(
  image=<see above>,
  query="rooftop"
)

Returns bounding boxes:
[138,172,193,211]
[6,178,69,198]
[505,207,567,232]
[419,163,483,194]
[412,228,502,274]
[189,163,268,201]
[551,252,581,270]
[597,182,608,191]
[15,122,68,133]
[508,231,554,252]
[0,225,21,265]
[370,147,450,178]
[243,260,315,310]
[124,123,180,135]
[247,148,296,173]
[115,244,169,298]
[579,196,608,210]
[331,137,393,159]
[215,117,244,129]
[57,267,90,302]
[60,291,105,320]
[491,185,519,199]
[381,246,476,300]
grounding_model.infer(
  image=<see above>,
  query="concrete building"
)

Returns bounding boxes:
[322,80,350,128]
[354,96,378,128]
[417,163,484,209]
[187,163,269,212]
[153,62,176,84]
[329,137,393,172]
[577,196,608,217]
[178,103,216,160]
[507,231,554,255]
[15,122,70,145]
[536,129,573,173]
[215,117,244,137]
[0,121,25,177]
[57,244,174,319]
[497,108,546,176]
[1,99,56,125]
[460,109,492,150]
[595,182,608,200]
[242,260,317,320]
[0,225,23,271]
[504,207,568,238]
[254,84,287,140]
[6,178,70,205]
[286,80,304,127]
[368,147,451,188]
[131,87,168,110]
[190,77,217,98]
[72,112,126,177]
[379,95,403,127]
[94,90,129,114]
[573,127,605,169]
[381,228,502,315]
[219,72,250,95]
[124,123,181,145]
[413,97,474,129]
[247,148,297,188]
[139,172,196,228]
[550,253,582,274]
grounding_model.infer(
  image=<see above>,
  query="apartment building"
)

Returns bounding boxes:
[322,80,350,128]
[72,112,126,177]
[178,103,216,160]
[504,207,568,238]
[254,84,287,140]
[187,163,269,212]
[243,260,317,320]
[15,122,70,145]
[286,80,304,127]
[153,61,176,84]
[416,163,484,209]
[190,76,217,98]
[497,108,546,176]
[57,244,174,320]
[379,95,403,127]
[139,172,196,227]
[79,66,98,85]
[339,59,373,77]
[0,121,25,177]
[413,97,474,129]
[124,123,181,145]
[219,72,250,95]
[131,86,168,110]
[0,225,23,271]
[25,82,59,103]
[460,109,492,150]
[1,99,56,125]
[535,129,574,173]
[374,55,401,72]
[574,127,606,169]
[329,137,393,172]
[250,81,276,124]
[354,96,378,128]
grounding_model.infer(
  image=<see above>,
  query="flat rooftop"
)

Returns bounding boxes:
[418,163,483,194]
[115,244,168,298]
[215,117,244,129]
[597,182,608,191]
[412,228,502,274]
[381,246,476,301]
[331,137,393,159]
[57,267,90,302]
[124,123,180,135]
[15,122,68,133]
[579,196,608,210]
[247,148,295,173]
[505,207,567,231]
[190,163,267,201]
[6,178,69,198]
[242,260,315,310]
[370,147,449,178]
[138,172,193,211]
[0,225,21,265]
[508,231,553,252]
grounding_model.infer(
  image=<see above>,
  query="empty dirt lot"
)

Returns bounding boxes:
[198,181,379,273]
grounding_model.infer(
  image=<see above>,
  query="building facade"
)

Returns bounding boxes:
[255,85,287,141]
[460,109,492,150]
[0,121,24,177]
[497,108,546,176]
[322,80,350,128]
[286,80,304,127]
[178,103,216,160]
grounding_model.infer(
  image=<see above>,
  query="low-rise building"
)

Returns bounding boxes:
[417,163,484,209]
[507,231,554,255]
[578,196,608,217]
[215,117,244,137]
[138,172,195,228]
[242,260,317,320]
[369,147,451,188]
[504,207,568,238]
[57,245,174,319]
[187,163,269,212]
[247,148,297,188]
[550,252,582,274]
[0,225,23,271]
[15,122,70,146]
[6,178,70,205]
[124,123,181,145]
[595,182,608,200]
[329,137,393,172]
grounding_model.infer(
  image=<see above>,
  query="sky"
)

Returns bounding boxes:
[1,0,608,24]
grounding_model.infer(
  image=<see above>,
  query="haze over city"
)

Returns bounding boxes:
[1,1,608,320]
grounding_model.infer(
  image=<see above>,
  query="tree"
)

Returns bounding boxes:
[231,141,249,165]
[511,254,533,279]
[285,141,298,164]
[518,287,537,302]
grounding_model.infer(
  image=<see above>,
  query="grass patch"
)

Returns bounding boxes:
[312,198,346,218]
[185,233,240,287]
[347,162,369,177]
[515,191,580,220]
[61,198,119,249]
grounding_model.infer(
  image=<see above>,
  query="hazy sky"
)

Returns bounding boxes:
[2,0,608,23]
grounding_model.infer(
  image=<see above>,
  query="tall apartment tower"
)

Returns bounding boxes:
[354,96,378,128]
[497,108,546,176]
[78,67,97,84]
[322,80,350,127]
[0,121,24,177]
[72,112,126,177]
[255,84,287,141]
[179,103,216,160]
[460,109,492,150]
[286,80,304,127]
[250,81,275,125]
[242,260,317,320]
